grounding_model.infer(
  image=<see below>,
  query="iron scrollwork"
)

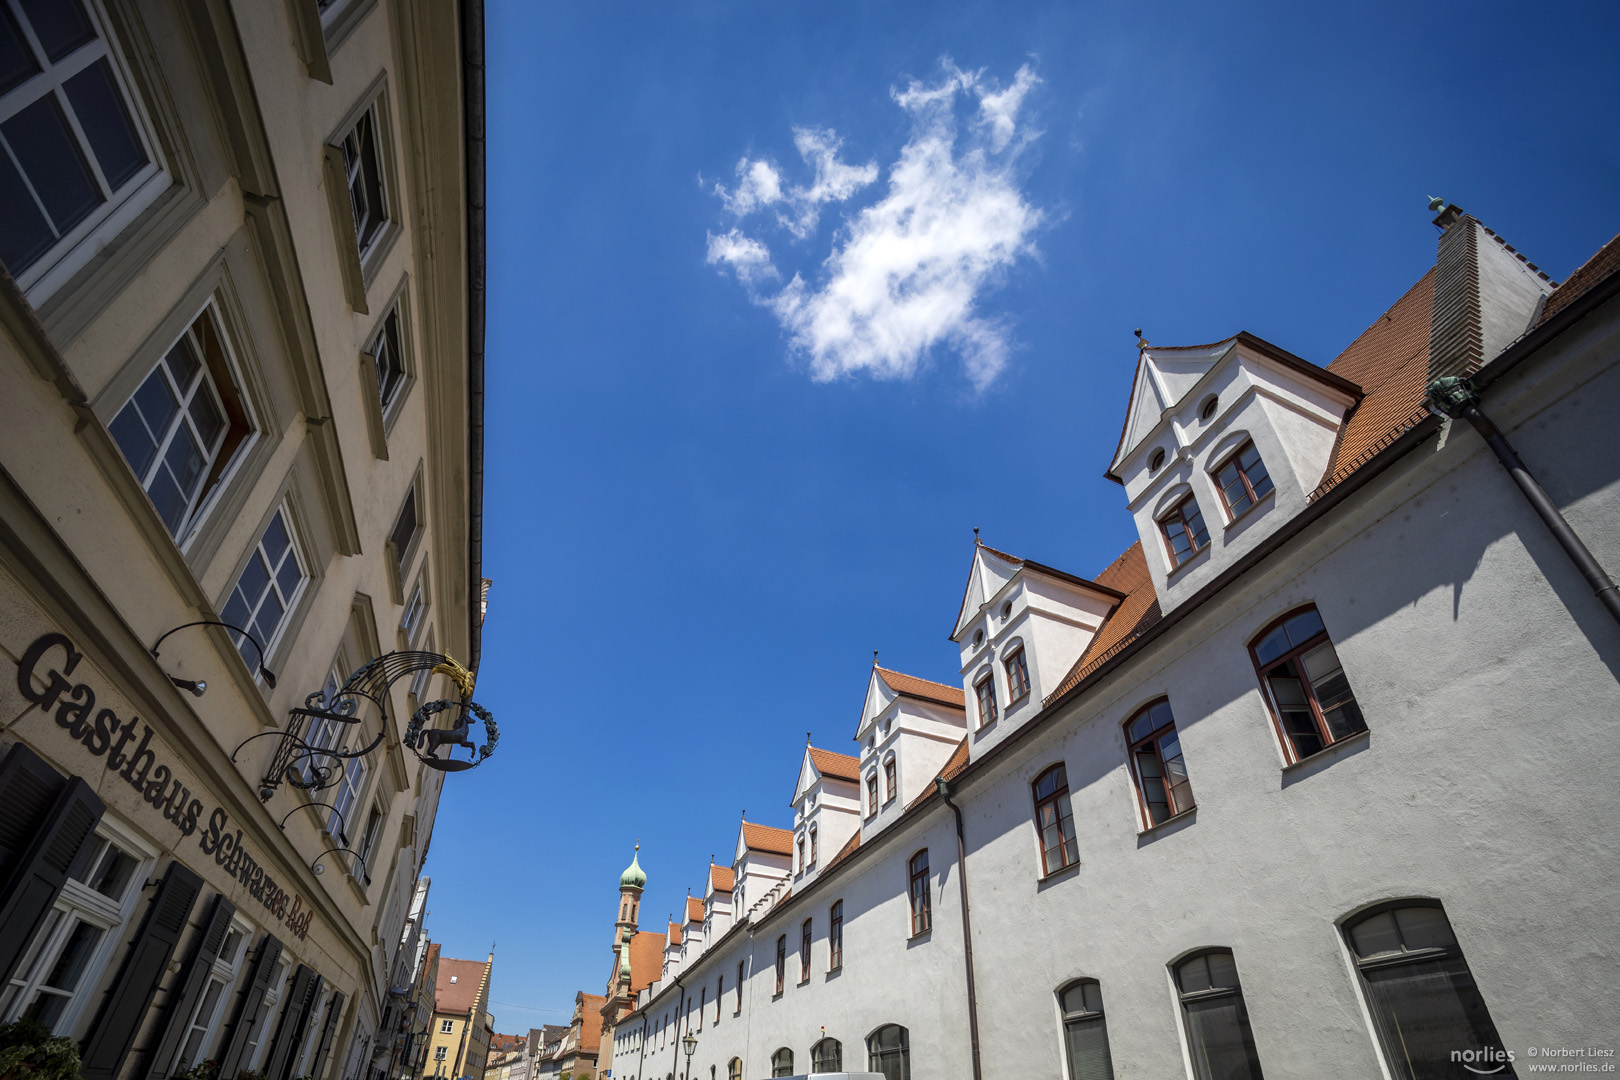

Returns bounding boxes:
[234,650,498,800]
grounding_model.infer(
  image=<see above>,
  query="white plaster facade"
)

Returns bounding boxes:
[605,214,1620,1080]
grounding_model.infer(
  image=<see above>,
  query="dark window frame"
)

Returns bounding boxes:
[828,900,843,971]
[811,1037,842,1073]
[799,918,812,984]
[1212,440,1274,519]
[1249,605,1366,763]
[974,672,997,728]
[1124,699,1195,827]
[1005,646,1030,703]
[1032,763,1079,876]
[882,756,896,805]
[866,772,878,818]
[1158,494,1211,568]
[1173,950,1264,1080]
[774,935,785,995]
[770,1048,794,1078]
[907,850,930,937]
[735,960,743,1014]
[1057,978,1116,1080]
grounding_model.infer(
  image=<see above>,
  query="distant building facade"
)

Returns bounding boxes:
[426,955,494,1080]
[606,212,1620,1080]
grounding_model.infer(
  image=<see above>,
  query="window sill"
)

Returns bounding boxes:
[1007,691,1029,709]
[906,929,932,944]
[1222,488,1275,531]
[1036,860,1082,888]
[771,991,783,1001]
[1280,728,1371,788]
[1165,545,1210,581]
[1138,806,1196,838]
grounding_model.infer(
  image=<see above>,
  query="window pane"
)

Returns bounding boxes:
[145,465,187,534]
[63,59,147,189]
[236,550,270,610]
[108,398,159,479]
[18,0,95,63]
[1283,608,1326,648]
[188,383,225,449]
[252,589,283,647]
[1394,906,1457,953]
[1362,954,1511,1080]
[275,548,302,601]
[1134,747,1170,824]
[261,510,290,564]
[0,7,40,96]
[1244,451,1274,498]
[1127,710,1160,744]
[1350,911,1402,959]
[132,358,181,438]
[87,843,136,899]
[1183,995,1265,1080]
[3,95,102,235]
[1268,668,1324,757]
[0,144,55,270]
[41,918,102,993]
[1184,501,1210,547]
[1063,1015,1116,1080]
[160,424,206,512]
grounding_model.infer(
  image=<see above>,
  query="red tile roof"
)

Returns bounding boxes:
[577,993,606,1053]
[709,864,735,892]
[875,667,965,708]
[808,747,860,782]
[741,821,794,855]
[1541,230,1620,323]
[686,897,705,923]
[667,922,681,945]
[1046,543,1160,703]
[435,957,491,1015]
[628,931,664,993]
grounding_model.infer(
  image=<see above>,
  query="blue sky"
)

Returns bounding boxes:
[424,0,1619,1030]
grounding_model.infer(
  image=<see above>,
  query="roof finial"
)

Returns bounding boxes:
[806,731,812,746]
[973,526,981,545]
[1427,195,1445,212]
[872,649,879,667]
[1134,327,1149,350]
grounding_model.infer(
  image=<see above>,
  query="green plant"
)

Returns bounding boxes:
[235,1071,269,1080]
[0,1018,82,1080]
[172,1061,219,1080]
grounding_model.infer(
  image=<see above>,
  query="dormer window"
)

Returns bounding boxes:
[1159,495,1210,568]
[866,773,878,818]
[974,673,998,728]
[1000,600,1012,620]
[809,826,818,865]
[1213,442,1274,518]
[1148,448,1166,473]
[883,755,896,805]
[972,628,984,648]
[1004,647,1030,703]
[1200,394,1219,421]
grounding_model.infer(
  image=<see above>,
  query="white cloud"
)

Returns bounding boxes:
[713,128,878,240]
[708,60,1045,390]
[705,228,778,286]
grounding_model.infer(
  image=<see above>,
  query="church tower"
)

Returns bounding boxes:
[616,842,645,941]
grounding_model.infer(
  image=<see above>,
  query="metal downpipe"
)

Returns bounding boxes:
[935,777,983,1080]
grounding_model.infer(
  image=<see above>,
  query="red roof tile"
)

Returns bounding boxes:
[1540,230,1620,323]
[741,821,793,855]
[807,747,860,782]
[709,864,735,892]
[628,932,664,993]
[1046,543,1161,703]
[875,667,965,708]
[667,922,681,945]
[686,896,705,923]
[435,957,490,1015]
[577,993,606,1053]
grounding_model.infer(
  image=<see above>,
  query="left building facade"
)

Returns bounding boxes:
[0,9,487,1080]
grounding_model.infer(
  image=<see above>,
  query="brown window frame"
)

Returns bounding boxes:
[774,935,786,995]
[1158,494,1210,568]
[907,849,931,936]
[698,986,706,1030]
[1125,698,1195,827]
[715,975,722,1022]
[797,835,805,873]
[974,673,998,728]
[799,918,812,984]
[1005,647,1030,703]
[866,772,879,818]
[829,900,843,971]
[1249,605,1366,763]
[735,960,743,1013]
[882,756,896,805]
[1031,763,1079,875]
[1212,440,1274,519]
[808,825,817,866]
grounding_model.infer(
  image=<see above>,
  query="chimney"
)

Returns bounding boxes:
[1427,204,1556,384]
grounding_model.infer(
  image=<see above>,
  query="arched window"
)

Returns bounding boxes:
[1212,440,1273,518]
[1032,763,1078,874]
[1158,493,1210,567]
[883,755,897,804]
[1058,979,1115,1080]
[774,935,786,994]
[799,918,812,983]
[1250,605,1365,761]
[1125,699,1194,826]
[811,1037,842,1073]
[973,671,998,727]
[770,1047,794,1077]
[1174,950,1264,1080]
[867,1025,909,1080]
[1005,645,1030,702]
[866,772,879,817]
[1345,902,1512,1079]
[906,850,930,936]
[727,1059,742,1080]
[829,899,843,970]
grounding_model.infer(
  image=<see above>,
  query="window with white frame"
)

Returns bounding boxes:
[354,805,383,879]
[0,824,151,1032]
[241,956,289,1071]
[370,303,407,415]
[440,1020,454,1035]
[108,303,255,542]
[299,660,347,786]
[400,577,427,647]
[0,0,166,297]
[329,753,367,844]
[389,482,421,581]
[339,102,389,263]
[220,505,307,667]
[410,628,436,701]
[175,917,253,1070]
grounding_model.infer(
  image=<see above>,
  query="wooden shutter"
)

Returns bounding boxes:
[217,933,284,1080]
[265,965,321,1080]
[0,743,104,986]
[81,863,203,1080]
[308,990,345,1080]
[145,893,238,1080]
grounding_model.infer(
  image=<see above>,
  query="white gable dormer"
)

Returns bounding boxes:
[704,863,734,941]
[1107,333,1360,611]
[791,744,861,886]
[731,819,791,921]
[855,667,967,841]
[952,542,1122,757]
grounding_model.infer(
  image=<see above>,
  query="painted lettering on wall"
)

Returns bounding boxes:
[17,632,315,941]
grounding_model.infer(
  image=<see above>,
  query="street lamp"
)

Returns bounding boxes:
[681,1032,697,1080]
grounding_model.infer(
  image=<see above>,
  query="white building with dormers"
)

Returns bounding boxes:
[602,208,1620,1080]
